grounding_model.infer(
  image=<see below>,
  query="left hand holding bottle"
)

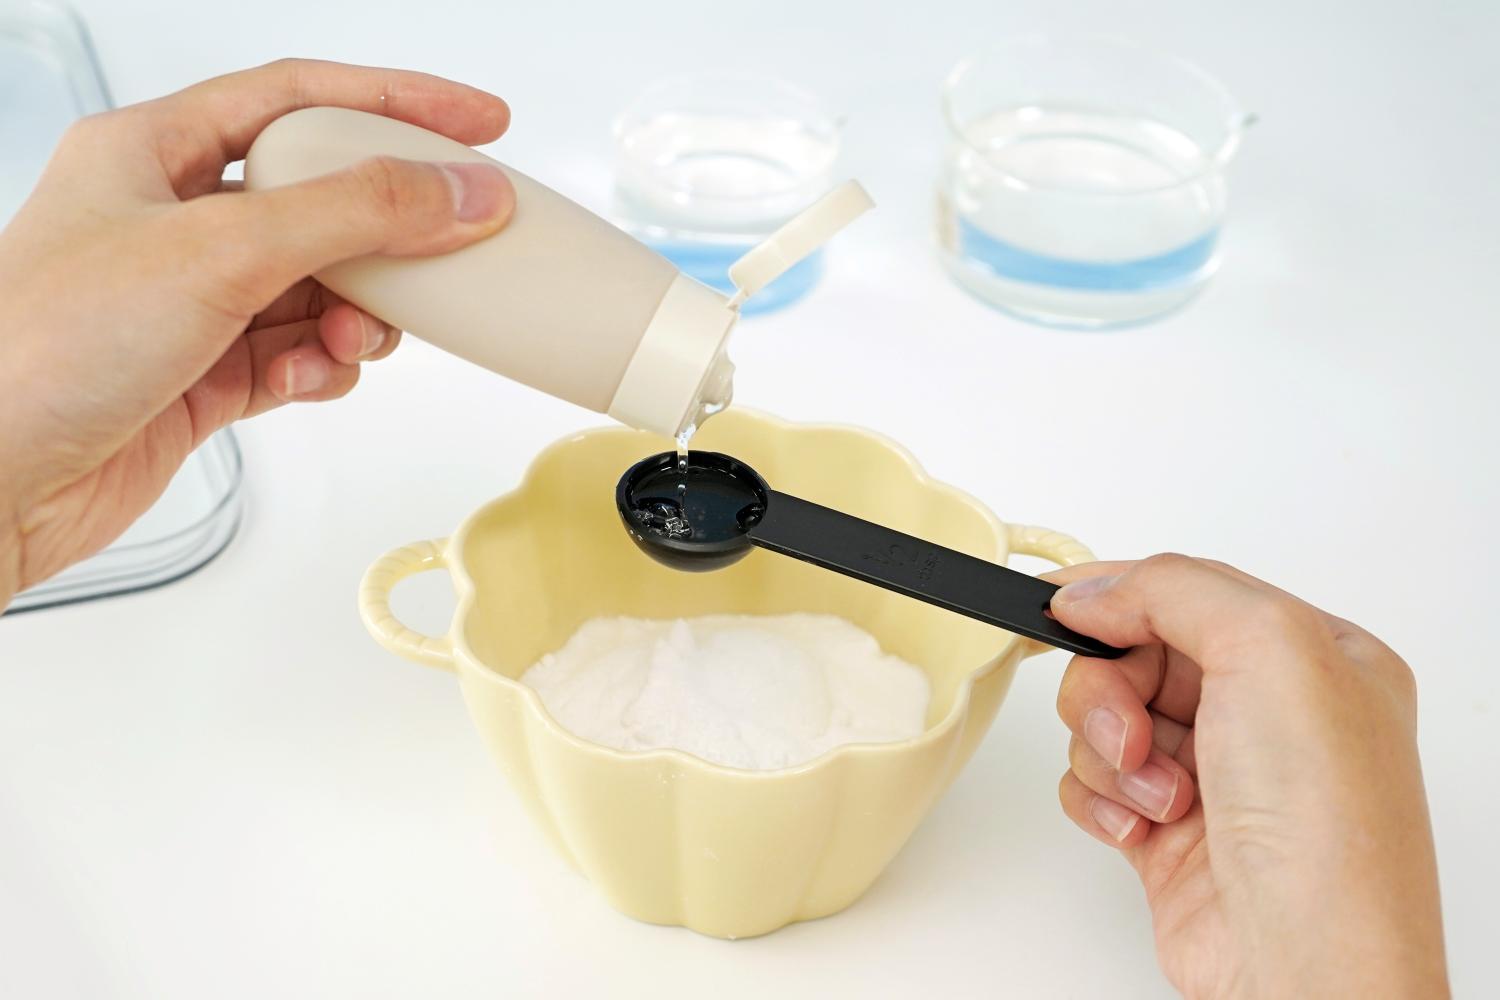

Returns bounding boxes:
[0,59,516,607]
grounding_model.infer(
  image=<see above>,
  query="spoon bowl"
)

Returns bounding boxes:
[616,451,769,572]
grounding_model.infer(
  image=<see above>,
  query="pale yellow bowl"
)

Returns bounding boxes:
[358,409,1094,939]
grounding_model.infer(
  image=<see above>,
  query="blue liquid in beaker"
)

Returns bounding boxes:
[940,107,1228,327]
[956,219,1219,292]
[648,241,824,316]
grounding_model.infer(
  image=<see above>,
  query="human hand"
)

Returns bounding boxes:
[0,60,515,607]
[1046,555,1447,998]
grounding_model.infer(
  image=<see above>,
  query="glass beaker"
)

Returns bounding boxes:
[937,35,1253,328]
[613,74,841,315]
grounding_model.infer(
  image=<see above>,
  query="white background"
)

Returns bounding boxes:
[3,1,1498,997]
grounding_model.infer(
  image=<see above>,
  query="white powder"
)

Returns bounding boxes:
[520,614,931,771]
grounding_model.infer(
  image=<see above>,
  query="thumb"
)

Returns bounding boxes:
[190,156,514,315]
[1049,553,1308,669]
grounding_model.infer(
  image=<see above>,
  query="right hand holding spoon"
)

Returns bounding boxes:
[1046,554,1447,998]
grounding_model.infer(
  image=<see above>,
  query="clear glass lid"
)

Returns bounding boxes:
[1,1,244,614]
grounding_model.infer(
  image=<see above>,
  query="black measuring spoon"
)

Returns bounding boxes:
[616,451,1125,659]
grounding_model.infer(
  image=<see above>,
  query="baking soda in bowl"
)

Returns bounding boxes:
[520,614,931,770]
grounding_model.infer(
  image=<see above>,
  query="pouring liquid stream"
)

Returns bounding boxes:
[669,398,725,529]
[675,432,690,492]
[675,430,691,537]
[625,429,694,541]
[629,411,744,543]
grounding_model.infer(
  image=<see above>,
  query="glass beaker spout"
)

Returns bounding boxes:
[1214,111,1259,167]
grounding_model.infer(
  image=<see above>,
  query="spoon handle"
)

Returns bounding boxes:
[748,491,1126,659]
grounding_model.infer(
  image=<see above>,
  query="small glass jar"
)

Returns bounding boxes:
[937,35,1254,328]
[614,74,841,315]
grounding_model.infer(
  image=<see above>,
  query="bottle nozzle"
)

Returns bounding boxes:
[676,352,735,441]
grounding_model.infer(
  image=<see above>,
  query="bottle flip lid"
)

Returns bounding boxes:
[727,180,875,305]
[607,181,874,440]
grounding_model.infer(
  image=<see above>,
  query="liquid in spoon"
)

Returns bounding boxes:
[674,429,691,502]
[645,403,731,540]
[626,454,766,545]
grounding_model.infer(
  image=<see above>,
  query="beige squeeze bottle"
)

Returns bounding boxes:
[243,107,871,439]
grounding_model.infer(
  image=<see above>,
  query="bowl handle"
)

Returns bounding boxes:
[1007,524,1099,659]
[1007,524,1096,568]
[358,539,456,672]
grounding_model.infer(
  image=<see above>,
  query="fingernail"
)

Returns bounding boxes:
[1091,796,1140,842]
[1118,762,1178,820]
[1055,575,1119,605]
[441,162,512,223]
[356,312,387,359]
[283,356,327,397]
[1084,707,1128,770]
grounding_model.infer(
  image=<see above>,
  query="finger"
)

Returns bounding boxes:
[147,59,510,191]
[1150,711,1198,777]
[266,342,361,403]
[1059,770,1151,850]
[317,302,399,364]
[1047,557,1348,638]
[1068,738,1195,824]
[181,318,319,436]
[1046,557,1292,603]
[363,323,401,361]
[250,278,344,330]
[1049,553,1325,670]
[1057,649,1158,772]
[183,155,514,318]
[1060,638,1203,744]
[1041,560,1136,588]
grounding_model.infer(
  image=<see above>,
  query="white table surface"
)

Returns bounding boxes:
[3,1,1497,996]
